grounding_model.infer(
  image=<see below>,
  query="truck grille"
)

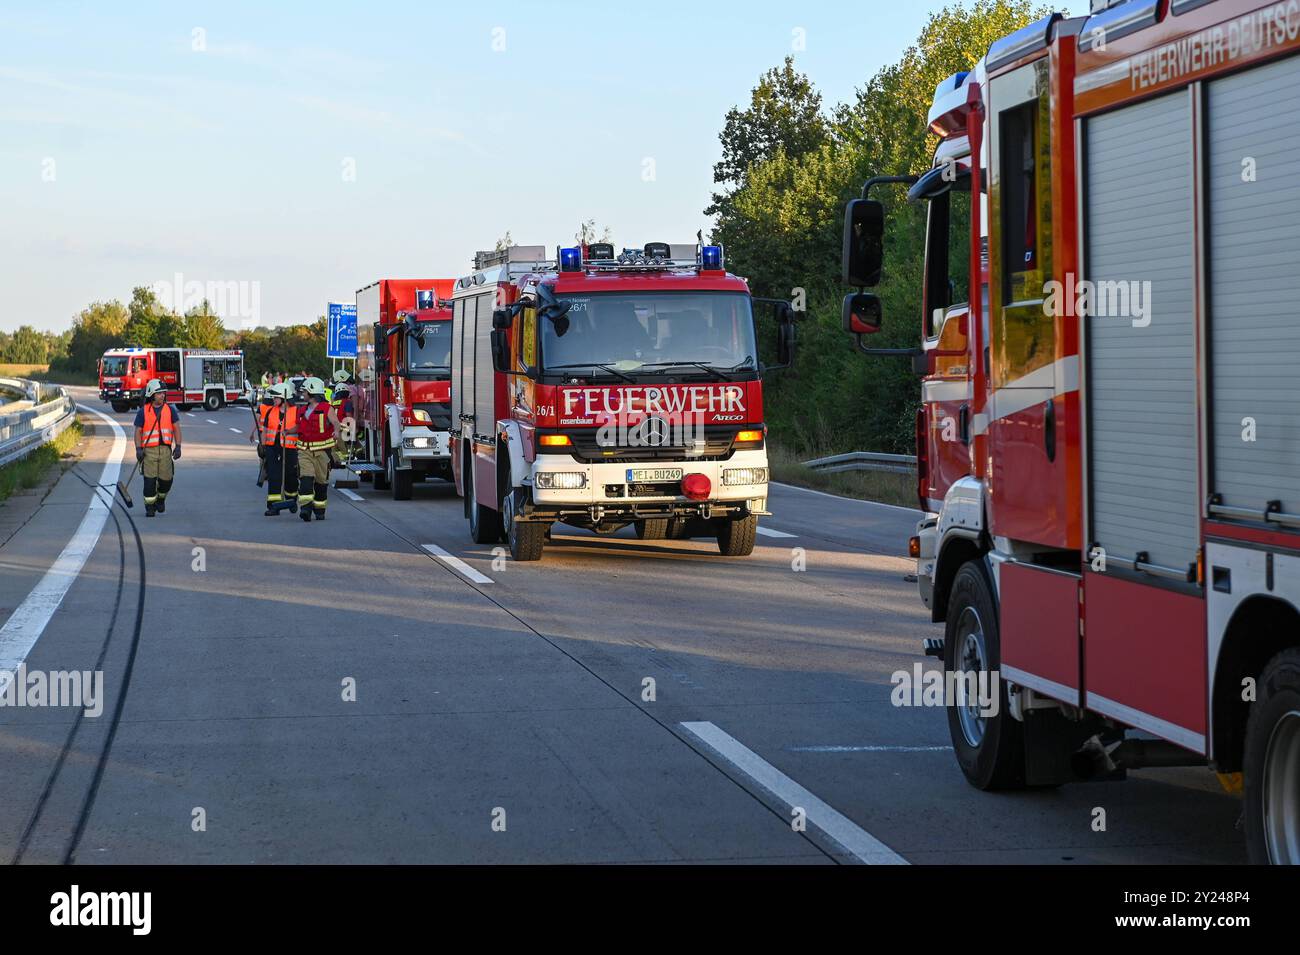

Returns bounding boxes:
[415,402,452,430]
[563,425,738,463]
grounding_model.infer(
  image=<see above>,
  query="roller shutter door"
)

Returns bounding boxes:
[1207,53,1300,517]
[1085,90,1197,576]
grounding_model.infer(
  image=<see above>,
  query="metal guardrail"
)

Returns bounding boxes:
[0,378,78,469]
[803,451,918,475]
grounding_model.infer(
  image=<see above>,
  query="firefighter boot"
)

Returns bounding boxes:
[155,478,172,514]
[143,477,157,517]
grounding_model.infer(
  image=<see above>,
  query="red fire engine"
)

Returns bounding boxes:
[844,0,1300,862]
[353,279,456,499]
[98,346,246,412]
[451,242,796,561]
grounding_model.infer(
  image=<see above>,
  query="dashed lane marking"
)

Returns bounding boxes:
[420,543,494,585]
[680,721,908,865]
[337,488,363,502]
[756,526,797,539]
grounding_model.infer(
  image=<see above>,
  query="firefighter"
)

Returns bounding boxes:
[325,368,351,403]
[134,379,182,517]
[294,377,339,522]
[259,383,299,516]
[329,381,355,464]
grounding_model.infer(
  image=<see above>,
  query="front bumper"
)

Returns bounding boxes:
[397,427,452,463]
[528,448,770,517]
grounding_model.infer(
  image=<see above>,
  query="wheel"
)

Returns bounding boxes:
[111,401,129,413]
[390,452,413,501]
[635,518,669,540]
[716,514,757,556]
[501,478,544,561]
[373,434,391,491]
[667,518,692,540]
[944,560,1024,790]
[467,458,502,544]
[204,392,222,411]
[1244,647,1300,864]
[359,471,373,483]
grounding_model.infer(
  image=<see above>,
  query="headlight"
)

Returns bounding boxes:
[403,437,431,449]
[535,472,587,489]
[722,467,768,486]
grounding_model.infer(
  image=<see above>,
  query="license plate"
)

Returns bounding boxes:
[626,468,682,483]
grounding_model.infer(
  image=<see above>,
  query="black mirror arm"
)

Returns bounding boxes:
[860,174,920,200]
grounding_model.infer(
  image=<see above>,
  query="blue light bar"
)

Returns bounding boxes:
[559,246,582,272]
[700,245,723,270]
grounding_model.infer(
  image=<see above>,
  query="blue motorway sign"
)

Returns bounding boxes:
[327,302,357,359]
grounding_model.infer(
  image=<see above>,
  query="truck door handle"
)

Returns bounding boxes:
[1044,399,1056,462]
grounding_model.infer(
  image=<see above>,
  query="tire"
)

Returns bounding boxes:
[373,433,391,491]
[1244,647,1300,864]
[635,519,669,540]
[111,401,129,413]
[944,560,1025,790]
[716,514,757,556]
[467,458,503,544]
[390,452,413,501]
[502,479,544,561]
[204,392,222,412]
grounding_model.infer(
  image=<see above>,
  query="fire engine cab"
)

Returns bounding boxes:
[844,0,1300,862]
[451,242,796,561]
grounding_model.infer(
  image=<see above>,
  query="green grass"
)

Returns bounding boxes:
[767,441,918,509]
[0,420,84,503]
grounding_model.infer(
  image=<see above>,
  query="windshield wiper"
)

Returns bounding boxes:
[637,360,751,382]
[546,362,635,383]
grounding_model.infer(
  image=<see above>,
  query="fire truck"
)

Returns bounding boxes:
[98,347,246,412]
[353,279,456,499]
[843,0,1300,862]
[451,242,796,561]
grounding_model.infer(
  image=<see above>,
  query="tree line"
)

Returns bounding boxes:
[708,0,1045,455]
[48,286,331,382]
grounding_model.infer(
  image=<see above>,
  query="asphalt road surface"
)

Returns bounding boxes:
[0,388,1246,863]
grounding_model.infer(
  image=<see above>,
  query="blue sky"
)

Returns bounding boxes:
[0,0,1087,332]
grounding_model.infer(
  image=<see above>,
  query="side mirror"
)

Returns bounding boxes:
[776,322,795,367]
[842,198,884,287]
[490,328,510,373]
[492,308,513,330]
[842,292,882,335]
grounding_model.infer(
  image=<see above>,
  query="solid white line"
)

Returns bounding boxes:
[0,405,126,696]
[788,744,953,753]
[756,526,796,539]
[337,488,363,502]
[680,721,908,865]
[420,543,493,585]
[772,481,920,514]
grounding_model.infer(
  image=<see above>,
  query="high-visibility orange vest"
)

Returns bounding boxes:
[141,403,175,447]
[261,404,298,449]
[296,400,335,450]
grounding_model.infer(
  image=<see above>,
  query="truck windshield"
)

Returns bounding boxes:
[406,322,452,376]
[543,292,756,378]
[101,357,127,376]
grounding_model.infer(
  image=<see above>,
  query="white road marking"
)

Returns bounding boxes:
[756,526,796,539]
[679,721,908,865]
[228,427,241,433]
[773,481,920,514]
[206,419,218,424]
[185,412,196,418]
[420,544,493,585]
[788,744,953,753]
[337,488,364,501]
[0,405,126,696]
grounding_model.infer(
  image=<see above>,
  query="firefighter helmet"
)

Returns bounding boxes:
[144,379,165,399]
[303,376,326,397]
[332,369,351,384]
